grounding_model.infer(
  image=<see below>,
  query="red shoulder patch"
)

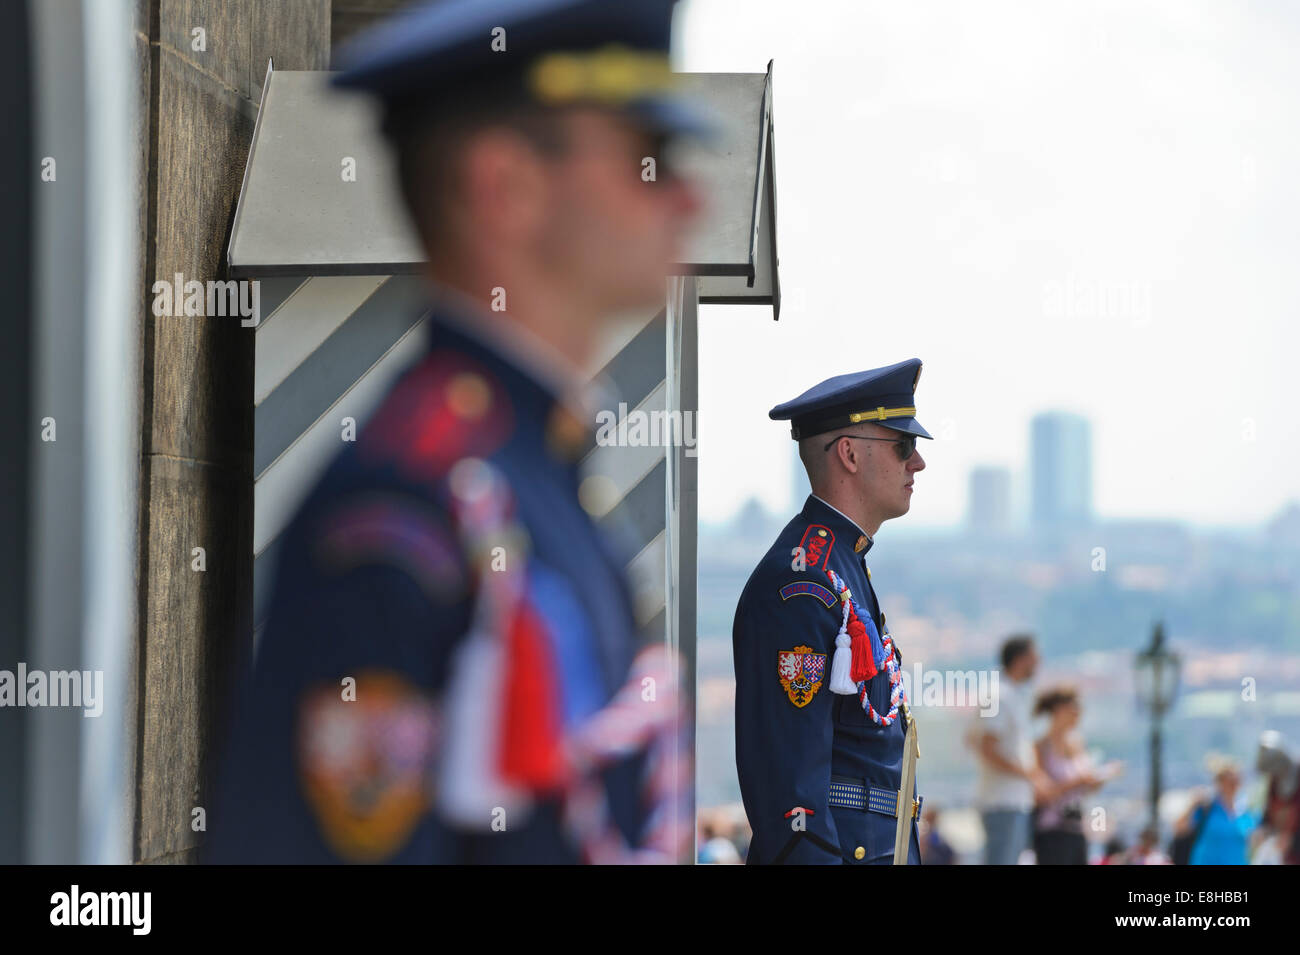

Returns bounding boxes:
[798,523,835,571]
[360,351,514,482]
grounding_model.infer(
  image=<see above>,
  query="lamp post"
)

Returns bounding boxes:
[1134,622,1181,830]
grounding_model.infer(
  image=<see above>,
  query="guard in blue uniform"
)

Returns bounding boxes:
[733,360,932,864]
[207,0,707,864]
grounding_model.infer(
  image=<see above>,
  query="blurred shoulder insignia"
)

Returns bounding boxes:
[297,670,439,862]
[777,645,826,708]
[360,351,514,481]
[779,581,837,608]
[798,524,835,571]
[312,492,468,606]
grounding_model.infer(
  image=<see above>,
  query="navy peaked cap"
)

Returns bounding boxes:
[331,0,714,138]
[769,359,933,441]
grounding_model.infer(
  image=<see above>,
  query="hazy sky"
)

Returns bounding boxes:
[674,0,1300,529]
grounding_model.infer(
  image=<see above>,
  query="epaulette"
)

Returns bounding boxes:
[796,521,836,573]
[358,350,514,484]
[769,520,843,612]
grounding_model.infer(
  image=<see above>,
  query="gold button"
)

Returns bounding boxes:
[854,846,865,860]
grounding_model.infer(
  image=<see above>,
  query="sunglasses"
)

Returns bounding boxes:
[822,432,918,462]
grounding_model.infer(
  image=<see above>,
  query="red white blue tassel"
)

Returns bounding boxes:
[825,568,907,727]
[827,574,857,695]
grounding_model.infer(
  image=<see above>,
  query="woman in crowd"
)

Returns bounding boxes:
[1032,685,1121,864]
[1175,754,1255,865]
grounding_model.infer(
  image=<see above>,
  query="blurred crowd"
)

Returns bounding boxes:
[700,633,1300,865]
[968,634,1297,866]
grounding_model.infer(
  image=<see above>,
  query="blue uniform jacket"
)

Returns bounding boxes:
[206,306,658,863]
[733,495,921,864]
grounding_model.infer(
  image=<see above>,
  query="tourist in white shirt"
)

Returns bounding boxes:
[972,635,1050,864]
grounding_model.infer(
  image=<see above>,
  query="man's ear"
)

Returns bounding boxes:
[837,437,860,474]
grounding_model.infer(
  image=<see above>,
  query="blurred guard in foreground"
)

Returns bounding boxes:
[733,361,931,863]
[208,0,706,863]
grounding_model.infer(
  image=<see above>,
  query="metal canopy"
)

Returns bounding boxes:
[227,64,779,316]
[677,69,779,316]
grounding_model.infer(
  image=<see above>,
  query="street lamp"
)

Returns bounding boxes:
[1134,622,1181,829]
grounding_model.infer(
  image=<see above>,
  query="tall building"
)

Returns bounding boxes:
[968,466,1012,533]
[1030,412,1093,528]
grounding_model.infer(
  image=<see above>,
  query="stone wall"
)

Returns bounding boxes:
[132,0,330,865]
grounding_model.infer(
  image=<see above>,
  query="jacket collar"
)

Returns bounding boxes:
[422,288,610,462]
[803,494,875,555]
[425,283,611,426]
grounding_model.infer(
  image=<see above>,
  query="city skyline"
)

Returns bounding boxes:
[712,406,1296,535]
[680,0,1300,530]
